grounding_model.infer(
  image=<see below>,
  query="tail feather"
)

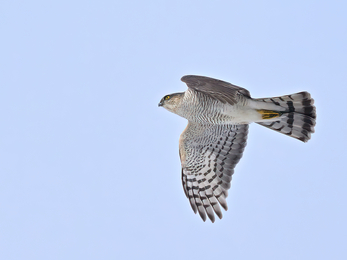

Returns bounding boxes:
[255,92,316,142]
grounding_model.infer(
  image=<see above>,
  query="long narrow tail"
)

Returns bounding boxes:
[254,92,316,142]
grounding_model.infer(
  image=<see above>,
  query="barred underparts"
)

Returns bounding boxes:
[159,75,316,222]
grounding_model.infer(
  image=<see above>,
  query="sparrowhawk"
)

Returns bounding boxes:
[158,75,316,222]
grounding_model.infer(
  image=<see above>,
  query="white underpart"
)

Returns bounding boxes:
[221,103,262,124]
[221,98,287,124]
[173,89,287,125]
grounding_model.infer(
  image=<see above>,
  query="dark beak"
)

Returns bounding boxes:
[158,101,163,107]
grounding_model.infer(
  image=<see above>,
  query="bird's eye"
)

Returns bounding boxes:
[164,95,170,100]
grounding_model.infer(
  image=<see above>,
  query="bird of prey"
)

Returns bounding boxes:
[158,75,316,223]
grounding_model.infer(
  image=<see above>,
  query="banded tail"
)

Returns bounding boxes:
[255,92,316,142]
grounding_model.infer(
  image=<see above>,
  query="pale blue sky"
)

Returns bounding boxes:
[1,1,346,259]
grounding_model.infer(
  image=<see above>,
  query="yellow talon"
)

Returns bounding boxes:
[257,110,282,119]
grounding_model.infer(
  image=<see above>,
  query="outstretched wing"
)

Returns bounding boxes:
[181,75,251,105]
[179,122,248,222]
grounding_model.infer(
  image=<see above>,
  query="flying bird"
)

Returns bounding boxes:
[158,75,316,222]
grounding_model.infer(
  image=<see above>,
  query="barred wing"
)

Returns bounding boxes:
[179,123,248,222]
[181,75,251,105]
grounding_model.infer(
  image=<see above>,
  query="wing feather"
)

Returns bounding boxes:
[180,123,248,222]
[181,75,251,105]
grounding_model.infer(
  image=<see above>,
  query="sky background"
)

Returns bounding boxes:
[1,0,346,259]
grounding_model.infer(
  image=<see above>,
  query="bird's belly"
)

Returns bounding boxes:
[180,100,263,124]
[220,105,262,124]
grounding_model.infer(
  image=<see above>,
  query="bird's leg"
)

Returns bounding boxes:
[256,110,283,120]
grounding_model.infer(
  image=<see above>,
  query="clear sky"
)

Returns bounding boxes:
[1,1,346,259]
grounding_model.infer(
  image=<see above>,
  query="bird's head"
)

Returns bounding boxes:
[158,92,184,114]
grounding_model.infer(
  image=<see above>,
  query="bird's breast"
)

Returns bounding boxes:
[177,91,261,124]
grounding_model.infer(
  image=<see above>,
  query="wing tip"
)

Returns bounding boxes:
[181,74,197,79]
[181,75,200,85]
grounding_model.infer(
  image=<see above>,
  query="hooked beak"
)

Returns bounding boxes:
[158,101,163,107]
